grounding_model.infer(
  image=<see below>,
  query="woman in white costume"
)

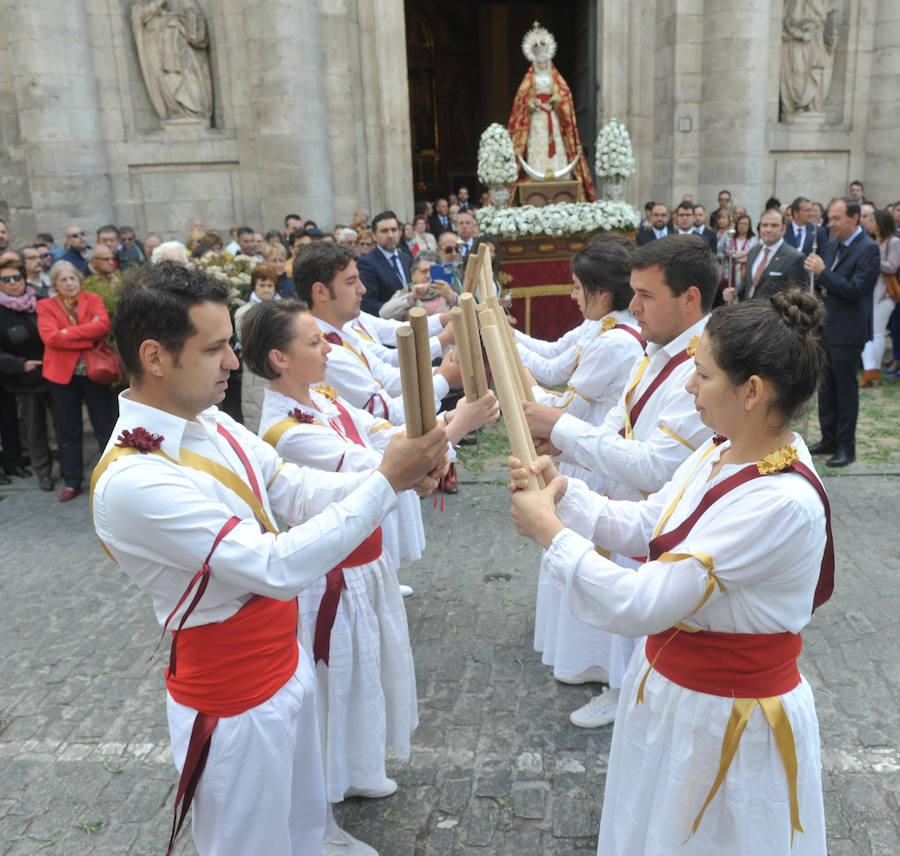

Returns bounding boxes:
[242,299,498,821]
[522,240,645,686]
[509,289,831,855]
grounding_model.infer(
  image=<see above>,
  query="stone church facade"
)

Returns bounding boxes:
[0,0,897,244]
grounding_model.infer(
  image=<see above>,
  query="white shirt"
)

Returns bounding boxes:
[751,238,783,281]
[551,316,712,500]
[546,435,826,637]
[518,319,599,386]
[532,311,644,426]
[349,312,444,368]
[91,393,397,629]
[317,318,449,425]
[515,318,596,361]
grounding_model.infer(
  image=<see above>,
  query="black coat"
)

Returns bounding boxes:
[0,302,46,394]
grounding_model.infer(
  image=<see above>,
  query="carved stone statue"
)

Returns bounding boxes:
[132,0,213,123]
[780,0,838,116]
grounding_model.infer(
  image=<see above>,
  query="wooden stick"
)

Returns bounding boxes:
[450,306,478,401]
[460,293,488,398]
[480,319,541,491]
[484,296,531,402]
[478,247,495,303]
[408,307,436,432]
[461,246,480,296]
[396,327,423,438]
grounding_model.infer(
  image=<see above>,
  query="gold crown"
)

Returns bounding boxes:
[522,21,557,63]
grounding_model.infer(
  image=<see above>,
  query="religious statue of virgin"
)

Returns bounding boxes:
[507,22,596,202]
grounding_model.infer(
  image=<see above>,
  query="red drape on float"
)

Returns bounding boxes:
[507,65,597,203]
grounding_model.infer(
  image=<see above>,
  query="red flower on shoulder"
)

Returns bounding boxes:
[116,427,163,453]
[323,331,343,346]
[288,408,316,424]
[712,434,728,446]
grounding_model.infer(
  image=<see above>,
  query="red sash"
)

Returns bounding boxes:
[645,627,802,697]
[536,92,556,157]
[313,527,384,665]
[617,349,691,438]
[315,398,385,664]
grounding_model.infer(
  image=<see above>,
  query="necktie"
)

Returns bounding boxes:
[831,244,845,271]
[389,254,404,285]
[752,247,770,288]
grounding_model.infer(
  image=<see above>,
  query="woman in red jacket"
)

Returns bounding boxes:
[37,260,116,502]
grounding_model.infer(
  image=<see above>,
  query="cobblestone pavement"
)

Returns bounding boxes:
[0,452,898,855]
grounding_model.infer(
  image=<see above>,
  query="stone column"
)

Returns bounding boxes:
[8,0,112,234]
[864,0,900,203]
[238,0,335,228]
[697,0,771,216]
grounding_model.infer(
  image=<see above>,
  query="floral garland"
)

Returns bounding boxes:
[477,123,518,187]
[594,118,636,182]
[193,252,258,308]
[475,200,641,239]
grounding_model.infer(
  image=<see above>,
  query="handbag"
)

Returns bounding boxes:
[885,271,900,302]
[84,341,124,385]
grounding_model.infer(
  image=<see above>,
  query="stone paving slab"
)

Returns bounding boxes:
[0,463,898,854]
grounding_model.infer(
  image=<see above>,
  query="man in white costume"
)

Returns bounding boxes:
[90,262,448,856]
[524,235,717,727]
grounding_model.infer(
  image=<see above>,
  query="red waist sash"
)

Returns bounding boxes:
[165,595,299,716]
[645,627,802,698]
[313,527,383,665]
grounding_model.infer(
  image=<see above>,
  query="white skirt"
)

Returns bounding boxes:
[533,462,639,686]
[597,638,826,855]
[382,489,426,565]
[297,551,418,803]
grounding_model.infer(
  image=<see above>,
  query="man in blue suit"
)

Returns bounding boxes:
[805,197,881,467]
[357,210,412,315]
[785,196,827,256]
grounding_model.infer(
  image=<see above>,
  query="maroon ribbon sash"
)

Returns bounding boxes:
[648,460,834,611]
[536,92,556,157]
[613,324,647,350]
[313,527,384,665]
[617,349,691,438]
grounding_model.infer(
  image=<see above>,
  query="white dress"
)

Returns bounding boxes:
[545,436,828,855]
[525,312,645,680]
[258,387,419,802]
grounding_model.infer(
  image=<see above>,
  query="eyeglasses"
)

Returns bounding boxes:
[39,251,51,258]
[67,231,85,238]
[0,274,23,283]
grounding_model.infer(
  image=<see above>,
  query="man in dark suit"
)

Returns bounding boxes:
[707,189,732,229]
[428,198,455,237]
[805,197,881,467]
[357,210,412,315]
[692,205,718,251]
[785,196,827,256]
[635,202,674,246]
[727,208,806,302]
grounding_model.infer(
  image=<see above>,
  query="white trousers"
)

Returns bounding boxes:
[861,296,895,370]
[167,648,327,856]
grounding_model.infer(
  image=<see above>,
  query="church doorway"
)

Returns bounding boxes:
[404,1,596,202]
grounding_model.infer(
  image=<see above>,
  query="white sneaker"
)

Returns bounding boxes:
[399,584,414,598]
[555,665,609,685]
[569,688,618,728]
[322,828,378,855]
[344,777,398,799]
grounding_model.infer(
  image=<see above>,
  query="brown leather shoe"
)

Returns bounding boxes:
[58,486,82,503]
[859,369,880,388]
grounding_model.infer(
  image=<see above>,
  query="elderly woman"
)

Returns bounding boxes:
[377,250,458,321]
[235,263,281,432]
[410,215,437,254]
[0,255,57,489]
[36,261,115,501]
[151,241,190,266]
[510,289,830,855]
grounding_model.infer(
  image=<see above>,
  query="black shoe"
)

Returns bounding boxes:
[0,473,10,486]
[808,439,836,456]
[826,447,855,468]
[4,465,32,479]
[457,432,478,446]
[38,475,56,491]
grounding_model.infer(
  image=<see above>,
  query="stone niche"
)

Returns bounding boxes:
[127,162,240,239]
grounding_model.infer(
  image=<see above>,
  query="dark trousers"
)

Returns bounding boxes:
[0,387,22,471]
[891,305,900,362]
[47,376,116,488]
[19,389,59,477]
[818,342,863,449]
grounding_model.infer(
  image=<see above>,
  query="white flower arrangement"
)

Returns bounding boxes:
[194,251,258,309]
[594,118,636,181]
[477,123,518,187]
[475,201,641,239]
